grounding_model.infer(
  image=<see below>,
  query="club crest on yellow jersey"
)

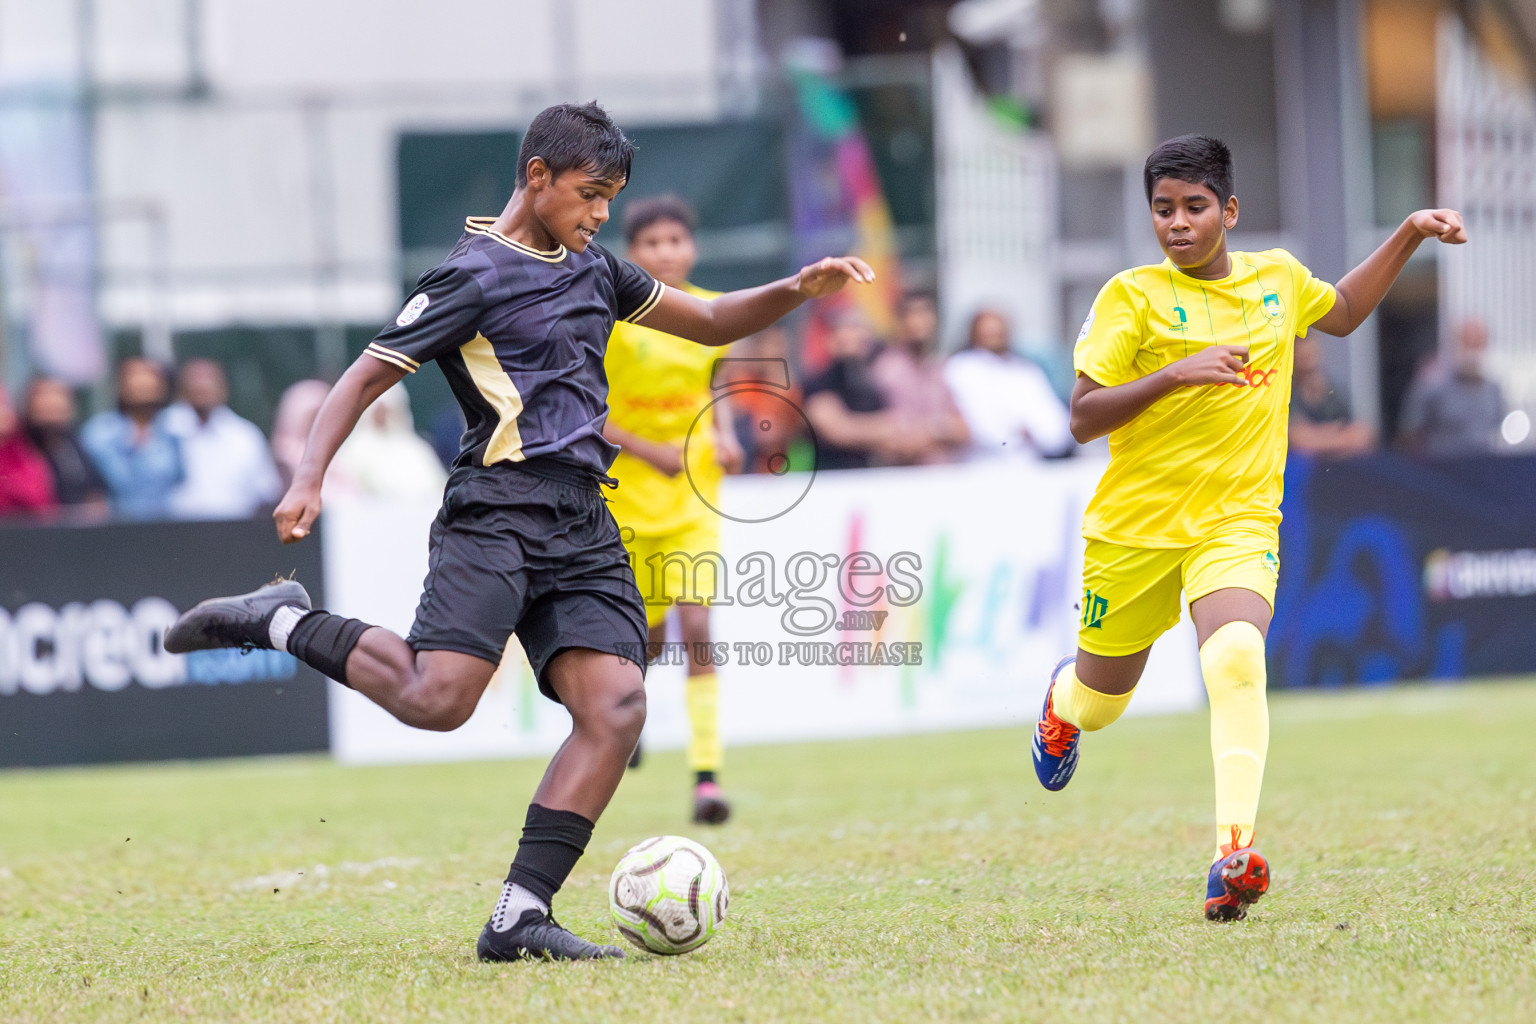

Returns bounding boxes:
[1260,290,1284,322]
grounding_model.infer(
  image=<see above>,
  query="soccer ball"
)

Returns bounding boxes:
[608,835,729,954]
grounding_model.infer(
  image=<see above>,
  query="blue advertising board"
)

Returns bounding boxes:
[0,518,328,767]
[1271,453,1536,687]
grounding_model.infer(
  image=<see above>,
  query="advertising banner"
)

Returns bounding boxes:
[326,461,1205,765]
[12,453,1531,769]
[0,519,328,767]
[1271,453,1536,687]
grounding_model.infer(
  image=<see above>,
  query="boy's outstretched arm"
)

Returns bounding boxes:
[1069,345,1251,443]
[1312,209,1466,337]
[273,355,407,543]
[642,256,875,346]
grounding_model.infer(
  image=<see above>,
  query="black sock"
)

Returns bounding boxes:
[287,611,371,687]
[695,770,717,786]
[504,803,595,906]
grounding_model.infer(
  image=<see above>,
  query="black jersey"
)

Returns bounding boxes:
[366,217,665,479]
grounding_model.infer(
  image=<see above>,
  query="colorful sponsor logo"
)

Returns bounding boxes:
[1423,547,1536,601]
[395,292,430,327]
[1215,364,1279,389]
[1170,305,1189,333]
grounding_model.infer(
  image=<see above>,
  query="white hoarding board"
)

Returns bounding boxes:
[325,461,1203,765]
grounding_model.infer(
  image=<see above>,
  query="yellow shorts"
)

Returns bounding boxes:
[1077,521,1280,657]
[621,519,724,629]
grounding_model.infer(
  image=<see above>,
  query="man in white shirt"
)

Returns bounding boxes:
[164,358,282,519]
[944,309,1073,460]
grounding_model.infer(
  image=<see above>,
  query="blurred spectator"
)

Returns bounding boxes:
[944,309,1073,460]
[721,326,808,474]
[330,382,447,498]
[1398,320,1507,457]
[868,292,970,464]
[80,357,183,520]
[271,379,331,490]
[802,310,929,470]
[0,384,58,517]
[163,358,282,520]
[1288,334,1374,458]
[22,376,109,516]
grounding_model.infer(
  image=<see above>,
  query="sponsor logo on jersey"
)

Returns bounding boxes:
[1261,290,1284,322]
[1076,308,1096,343]
[1170,305,1189,332]
[1261,550,1279,580]
[1215,364,1279,389]
[396,292,430,327]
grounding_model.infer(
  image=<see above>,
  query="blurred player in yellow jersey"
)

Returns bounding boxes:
[1031,135,1466,921]
[604,196,742,824]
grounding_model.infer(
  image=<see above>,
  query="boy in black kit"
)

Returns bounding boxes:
[165,102,873,962]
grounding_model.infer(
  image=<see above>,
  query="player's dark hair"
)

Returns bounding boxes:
[516,101,634,189]
[623,194,696,244]
[1143,134,1234,207]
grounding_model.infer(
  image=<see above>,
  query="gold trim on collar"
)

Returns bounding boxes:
[464,217,567,263]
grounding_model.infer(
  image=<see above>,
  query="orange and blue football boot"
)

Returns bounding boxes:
[1032,656,1081,791]
[1204,827,1270,921]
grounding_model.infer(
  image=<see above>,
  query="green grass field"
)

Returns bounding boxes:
[3,681,1535,1023]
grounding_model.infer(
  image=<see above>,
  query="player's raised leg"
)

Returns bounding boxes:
[167,577,639,960]
[164,579,499,731]
[1035,545,1182,791]
[479,647,642,962]
[1191,586,1272,921]
[164,577,314,655]
[1033,648,1146,790]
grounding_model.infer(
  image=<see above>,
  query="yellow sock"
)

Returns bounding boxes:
[1200,621,1269,858]
[1052,663,1133,731]
[685,672,722,775]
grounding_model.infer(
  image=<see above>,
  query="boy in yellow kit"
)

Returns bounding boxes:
[1032,135,1466,920]
[604,196,742,824]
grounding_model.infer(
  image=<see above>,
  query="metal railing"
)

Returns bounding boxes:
[1438,13,1536,407]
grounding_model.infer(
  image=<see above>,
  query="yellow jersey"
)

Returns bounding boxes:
[1073,249,1336,548]
[605,282,726,536]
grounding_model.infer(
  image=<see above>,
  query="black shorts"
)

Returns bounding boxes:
[406,458,648,701]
